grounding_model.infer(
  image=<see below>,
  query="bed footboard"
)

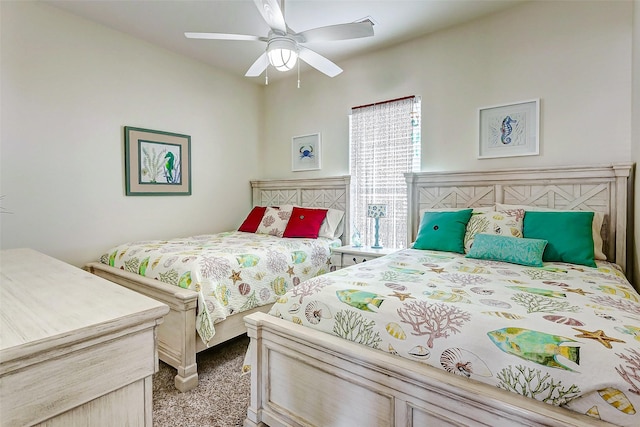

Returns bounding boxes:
[244,312,614,427]
[84,262,199,392]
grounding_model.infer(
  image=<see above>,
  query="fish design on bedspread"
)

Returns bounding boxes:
[236,254,260,268]
[336,289,385,312]
[487,327,580,371]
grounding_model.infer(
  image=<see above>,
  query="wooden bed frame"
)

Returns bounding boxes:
[84,175,350,392]
[244,163,634,427]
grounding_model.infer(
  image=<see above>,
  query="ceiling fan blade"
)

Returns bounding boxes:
[253,0,287,34]
[245,52,269,77]
[297,21,374,43]
[298,46,343,78]
[185,32,266,42]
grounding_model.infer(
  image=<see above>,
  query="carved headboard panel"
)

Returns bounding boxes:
[250,176,351,244]
[406,164,633,273]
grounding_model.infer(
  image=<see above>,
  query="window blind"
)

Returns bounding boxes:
[349,96,421,249]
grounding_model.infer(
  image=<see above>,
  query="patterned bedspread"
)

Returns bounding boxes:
[268,249,640,426]
[100,231,340,345]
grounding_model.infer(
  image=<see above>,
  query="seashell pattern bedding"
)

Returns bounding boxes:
[100,231,340,345]
[268,249,640,426]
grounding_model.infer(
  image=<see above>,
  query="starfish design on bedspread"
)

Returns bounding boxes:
[389,291,415,301]
[229,270,242,285]
[286,266,295,277]
[572,328,626,349]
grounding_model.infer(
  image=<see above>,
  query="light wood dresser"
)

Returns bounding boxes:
[0,248,169,426]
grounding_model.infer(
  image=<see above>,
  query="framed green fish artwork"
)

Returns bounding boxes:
[124,126,192,196]
[478,99,540,159]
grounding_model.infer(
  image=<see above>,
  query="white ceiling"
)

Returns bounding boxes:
[45,0,523,83]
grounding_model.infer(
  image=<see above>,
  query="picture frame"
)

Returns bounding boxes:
[478,99,540,159]
[291,133,321,172]
[124,126,191,196]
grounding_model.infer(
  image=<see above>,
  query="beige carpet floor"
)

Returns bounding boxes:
[152,335,250,427]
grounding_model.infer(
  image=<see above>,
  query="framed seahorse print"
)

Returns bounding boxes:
[478,99,539,159]
[124,126,192,195]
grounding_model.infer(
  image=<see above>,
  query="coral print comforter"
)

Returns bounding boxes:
[269,249,640,426]
[100,231,340,345]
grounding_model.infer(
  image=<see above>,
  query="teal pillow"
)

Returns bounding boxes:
[466,234,547,267]
[413,209,473,253]
[523,211,596,267]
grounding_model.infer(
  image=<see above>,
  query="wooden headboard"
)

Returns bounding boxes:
[406,164,634,274]
[250,176,351,244]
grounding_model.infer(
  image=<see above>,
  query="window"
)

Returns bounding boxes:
[349,96,421,249]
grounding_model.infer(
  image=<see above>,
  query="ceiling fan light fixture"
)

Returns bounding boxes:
[186,0,375,78]
[267,37,298,71]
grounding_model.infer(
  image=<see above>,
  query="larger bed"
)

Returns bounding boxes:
[84,175,350,392]
[244,163,636,427]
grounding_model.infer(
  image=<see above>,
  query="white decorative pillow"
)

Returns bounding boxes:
[495,203,606,260]
[255,205,294,237]
[317,208,345,240]
[463,209,524,253]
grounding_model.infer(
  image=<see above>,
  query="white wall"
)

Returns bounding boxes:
[0,2,263,266]
[261,1,632,179]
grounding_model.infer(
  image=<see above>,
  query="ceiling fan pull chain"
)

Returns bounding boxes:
[297,59,300,89]
[265,66,269,85]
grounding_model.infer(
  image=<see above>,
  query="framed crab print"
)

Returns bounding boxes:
[478,99,539,159]
[291,133,321,172]
[124,126,191,196]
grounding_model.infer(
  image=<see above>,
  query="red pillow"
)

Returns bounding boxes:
[238,206,267,233]
[283,207,328,238]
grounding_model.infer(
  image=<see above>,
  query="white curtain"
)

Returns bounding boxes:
[349,96,421,249]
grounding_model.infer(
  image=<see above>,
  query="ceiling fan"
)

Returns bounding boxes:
[185,0,374,79]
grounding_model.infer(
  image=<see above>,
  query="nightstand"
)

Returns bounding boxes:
[330,245,398,269]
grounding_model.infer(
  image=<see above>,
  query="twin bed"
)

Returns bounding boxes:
[84,175,350,392]
[243,163,638,427]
